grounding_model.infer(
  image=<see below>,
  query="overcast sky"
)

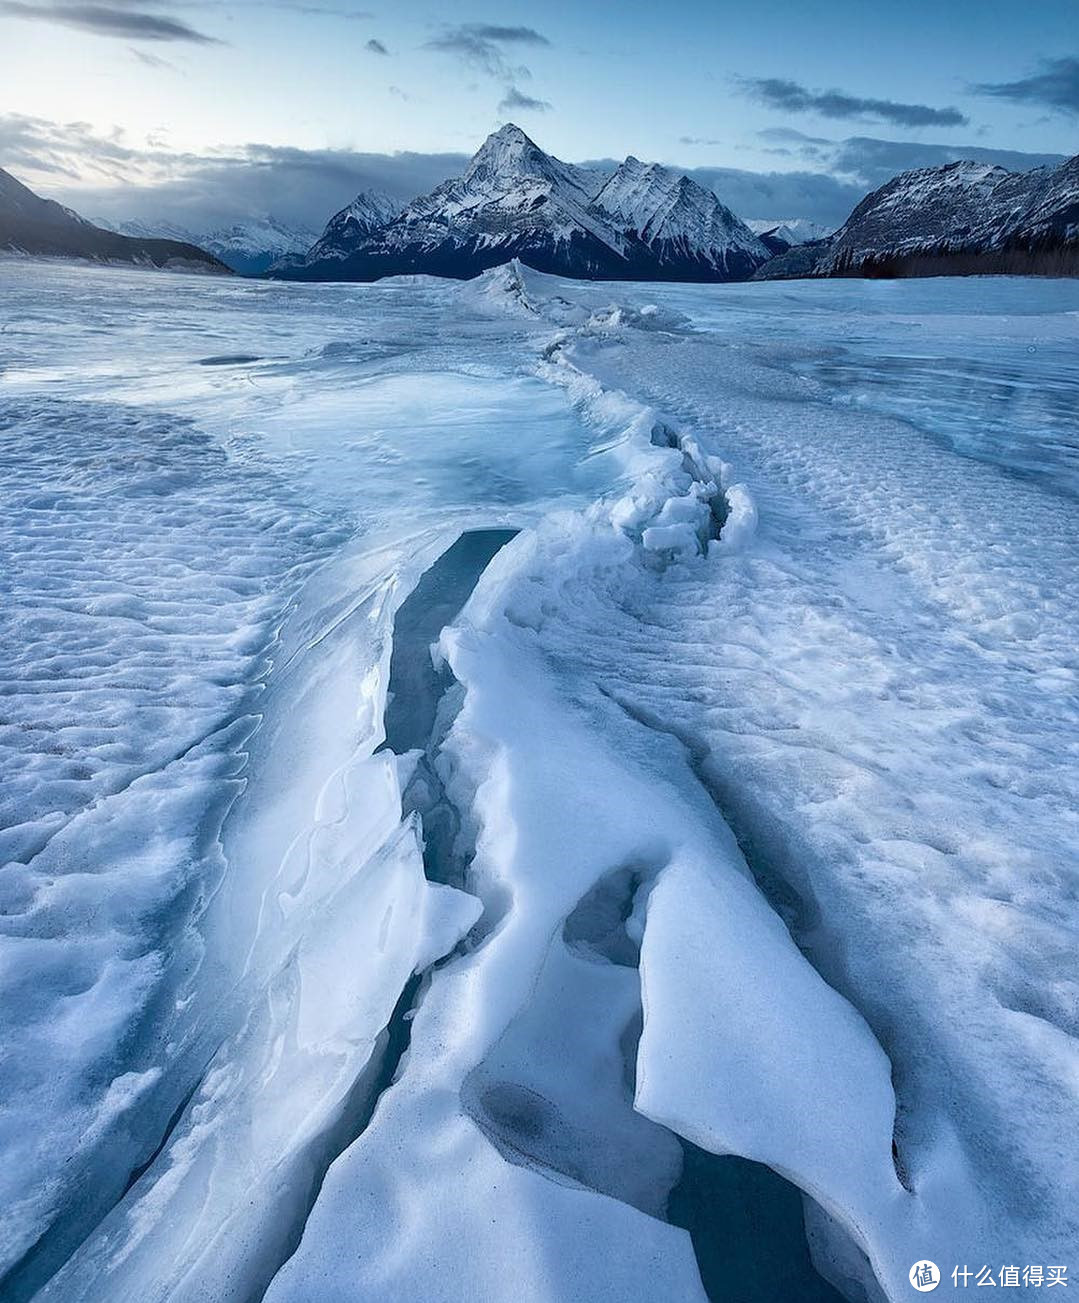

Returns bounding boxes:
[2,0,1075,231]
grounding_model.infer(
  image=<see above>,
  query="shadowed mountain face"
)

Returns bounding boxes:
[0,170,229,274]
[273,124,770,284]
[756,153,1079,280]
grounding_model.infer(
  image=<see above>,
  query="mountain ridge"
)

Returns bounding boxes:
[0,169,228,274]
[97,214,319,274]
[755,153,1079,279]
[273,124,770,284]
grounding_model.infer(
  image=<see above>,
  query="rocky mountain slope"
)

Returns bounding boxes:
[275,125,769,283]
[756,153,1079,279]
[0,169,227,273]
[286,190,402,267]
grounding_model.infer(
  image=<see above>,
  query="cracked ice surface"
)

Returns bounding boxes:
[1,260,1077,1303]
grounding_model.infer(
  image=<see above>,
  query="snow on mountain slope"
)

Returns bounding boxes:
[198,217,320,274]
[100,215,319,274]
[800,153,1079,277]
[293,189,401,265]
[592,156,767,277]
[95,216,199,244]
[747,218,832,245]
[278,124,769,283]
[441,121,606,218]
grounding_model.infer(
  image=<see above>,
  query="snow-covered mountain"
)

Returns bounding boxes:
[0,169,227,272]
[276,190,402,269]
[747,219,833,255]
[99,215,319,274]
[277,124,769,283]
[757,153,1079,278]
[198,217,320,274]
[592,156,768,278]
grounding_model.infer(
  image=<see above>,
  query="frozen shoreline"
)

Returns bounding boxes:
[1,261,1076,1302]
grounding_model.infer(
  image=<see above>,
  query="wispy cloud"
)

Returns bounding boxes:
[0,0,220,42]
[740,76,968,128]
[283,3,371,15]
[973,56,1079,116]
[426,22,549,78]
[129,43,176,67]
[364,36,387,54]
[498,84,551,113]
[758,126,833,146]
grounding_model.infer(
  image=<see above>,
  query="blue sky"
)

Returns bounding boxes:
[1,0,1076,230]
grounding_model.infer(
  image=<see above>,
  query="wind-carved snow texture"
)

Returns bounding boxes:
[0,394,349,1297]
[1,259,1077,1303]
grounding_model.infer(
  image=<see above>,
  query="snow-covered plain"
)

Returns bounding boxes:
[0,260,1076,1303]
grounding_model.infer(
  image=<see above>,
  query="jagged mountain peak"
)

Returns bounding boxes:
[593,157,768,269]
[276,126,770,284]
[481,122,536,150]
[293,189,403,268]
[334,189,401,230]
[467,123,541,175]
[461,123,594,200]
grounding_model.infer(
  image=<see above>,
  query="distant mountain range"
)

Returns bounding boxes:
[0,168,227,273]
[756,154,1079,279]
[747,219,833,256]
[273,125,770,283]
[96,215,319,275]
[4,126,1076,283]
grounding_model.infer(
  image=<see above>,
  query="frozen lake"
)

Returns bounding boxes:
[1,261,1077,1303]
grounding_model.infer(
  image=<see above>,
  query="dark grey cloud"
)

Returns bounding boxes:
[830,135,1064,184]
[762,128,1066,190]
[973,56,1079,116]
[498,85,551,114]
[690,166,862,228]
[0,0,220,41]
[0,113,466,229]
[748,127,1063,202]
[687,166,861,229]
[364,36,387,54]
[740,76,968,128]
[426,22,548,78]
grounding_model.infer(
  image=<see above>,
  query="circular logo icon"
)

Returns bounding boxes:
[909,1261,940,1292]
